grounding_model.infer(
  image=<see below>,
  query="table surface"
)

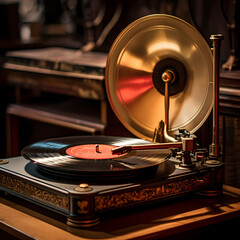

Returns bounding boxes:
[0,185,240,240]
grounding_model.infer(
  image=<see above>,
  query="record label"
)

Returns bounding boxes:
[66,144,126,160]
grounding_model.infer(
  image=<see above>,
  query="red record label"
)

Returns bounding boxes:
[66,144,126,160]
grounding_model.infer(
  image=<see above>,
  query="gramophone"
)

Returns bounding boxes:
[0,14,224,227]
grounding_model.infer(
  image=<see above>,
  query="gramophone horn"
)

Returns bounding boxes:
[105,14,213,141]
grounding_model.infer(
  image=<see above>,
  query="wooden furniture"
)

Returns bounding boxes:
[220,70,240,116]
[3,52,108,157]
[6,100,105,157]
[0,185,239,240]
[219,70,240,188]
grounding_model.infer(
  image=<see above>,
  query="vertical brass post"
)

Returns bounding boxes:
[209,34,224,158]
[162,70,177,142]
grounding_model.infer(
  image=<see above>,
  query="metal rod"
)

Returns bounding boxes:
[164,81,170,132]
[112,142,182,154]
[209,34,224,157]
[162,70,177,142]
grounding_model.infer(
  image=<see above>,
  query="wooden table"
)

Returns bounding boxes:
[0,185,240,240]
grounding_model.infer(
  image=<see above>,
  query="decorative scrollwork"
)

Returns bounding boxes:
[95,174,210,211]
[0,173,69,210]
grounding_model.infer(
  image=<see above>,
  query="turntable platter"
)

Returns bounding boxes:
[105,14,213,141]
[22,136,169,179]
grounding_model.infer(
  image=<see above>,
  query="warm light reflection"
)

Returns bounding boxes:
[147,42,180,54]
[33,154,72,165]
[119,51,152,73]
[116,138,149,146]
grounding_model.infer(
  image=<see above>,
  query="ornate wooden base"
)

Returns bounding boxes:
[0,157,224,228]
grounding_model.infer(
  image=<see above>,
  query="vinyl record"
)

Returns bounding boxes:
[22,136,169,180]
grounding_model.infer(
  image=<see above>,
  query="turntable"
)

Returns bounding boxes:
[0,14,224,227]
